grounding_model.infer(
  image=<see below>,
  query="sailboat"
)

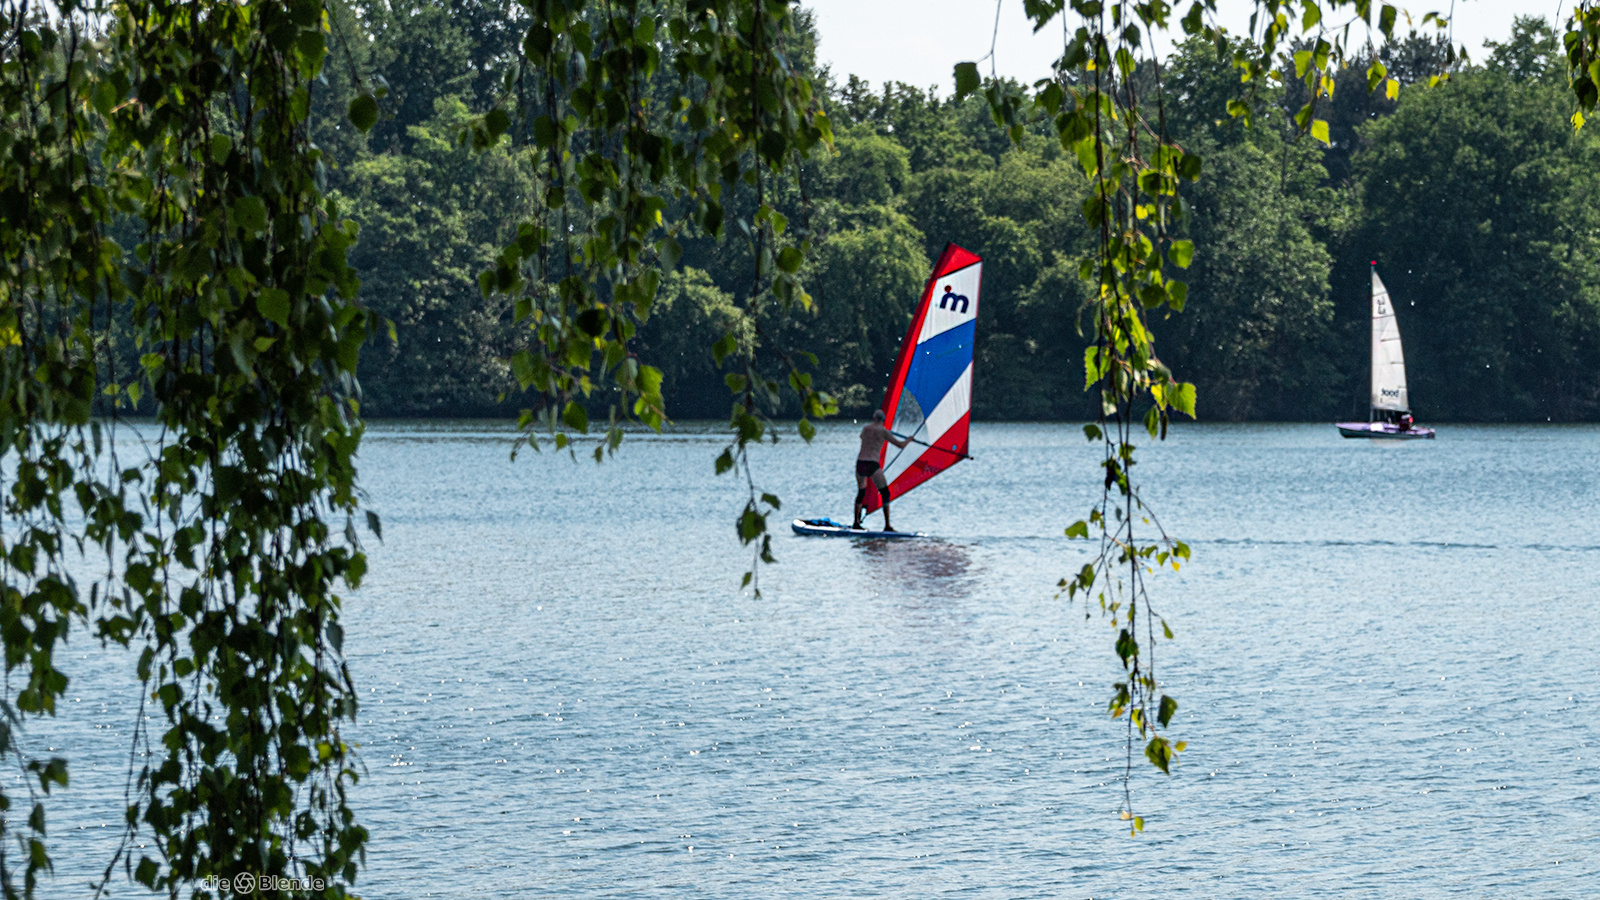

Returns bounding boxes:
[1335,265,1435,440]
[793,243,982,537]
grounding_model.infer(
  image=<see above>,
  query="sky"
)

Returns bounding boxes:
[803,0,1572,94]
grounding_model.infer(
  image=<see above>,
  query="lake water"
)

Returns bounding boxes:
[33,422,1600,897]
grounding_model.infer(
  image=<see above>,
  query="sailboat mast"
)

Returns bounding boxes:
[1370,264,1379,423]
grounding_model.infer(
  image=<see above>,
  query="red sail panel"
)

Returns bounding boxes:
[871,413,970,508]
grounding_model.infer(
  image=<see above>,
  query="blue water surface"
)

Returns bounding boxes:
[34,422,1600,897]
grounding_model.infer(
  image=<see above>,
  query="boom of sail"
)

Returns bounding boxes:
[865,243,982,510]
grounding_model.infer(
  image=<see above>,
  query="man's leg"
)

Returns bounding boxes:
[874,473,893,530]
[852,474,867,527]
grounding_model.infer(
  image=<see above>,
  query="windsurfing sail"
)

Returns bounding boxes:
[1370,268,1409,413]
[864,243,981,511]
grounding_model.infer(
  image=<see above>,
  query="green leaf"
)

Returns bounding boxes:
[531,114,557,147]
[1145,736,1173,773]
[797,418,817,442]
[256,289,290,327]
[576,308,609,337]
[714,449,735,475]
[1073,136,1099,176]
[1157,694,1178,727]
[1065,520,1089,539]
[659,236,682,272]
[1181,2,1204,34]
[1310,118,1330,146]
[953,61,981,99]
[1167,280,1188,311]
[349,93,379,133]
[1293,49,1313,79]
[562,401,589,433]
[1038,81,1064,114]
[1171,382,1197,418]
[365,510,382,541]
[511,350,535,387]
[776,246,803,273]
[1177,152,1202,181]
[1169,240,1194,269]
[637,364,663,398]
[1366,60,1388,93]
[485,108,510,138]
[134,857,158,885]
[232,196,267,234]
[737,506,766,541]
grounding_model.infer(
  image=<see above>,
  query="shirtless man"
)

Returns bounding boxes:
[853,410,910,530]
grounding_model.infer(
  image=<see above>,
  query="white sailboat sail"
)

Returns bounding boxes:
[1370,269,1409,413]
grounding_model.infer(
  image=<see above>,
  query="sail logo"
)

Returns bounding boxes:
[1380,388,1401,399]
[938,285,969,313]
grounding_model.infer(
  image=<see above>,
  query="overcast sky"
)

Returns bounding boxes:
[803,0,1571,93]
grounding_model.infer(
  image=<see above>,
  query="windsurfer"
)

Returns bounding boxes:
[853,410,910,531]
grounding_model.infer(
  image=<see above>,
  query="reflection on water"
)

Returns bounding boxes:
[856,539,975,599]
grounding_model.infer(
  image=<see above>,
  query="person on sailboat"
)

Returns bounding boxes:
[853,410,910,531]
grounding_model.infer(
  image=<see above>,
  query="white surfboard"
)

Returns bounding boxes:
[791,518,927,539]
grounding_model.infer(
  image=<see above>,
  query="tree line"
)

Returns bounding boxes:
[322,8,1599,423]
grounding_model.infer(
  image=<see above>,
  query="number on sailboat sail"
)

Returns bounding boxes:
[864,244,982,510]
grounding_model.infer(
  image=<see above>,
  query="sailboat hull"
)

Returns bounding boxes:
[1335,421,1436,440]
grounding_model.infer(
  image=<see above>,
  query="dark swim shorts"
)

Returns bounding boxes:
[855,459,881,478]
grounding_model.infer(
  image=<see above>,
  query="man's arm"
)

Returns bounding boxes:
[886,428,910,449]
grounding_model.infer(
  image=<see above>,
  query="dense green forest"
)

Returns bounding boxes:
[323,5,1600,422]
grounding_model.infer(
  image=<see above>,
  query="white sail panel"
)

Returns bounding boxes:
[916,263,981,343]
[1370,270,1409,412]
